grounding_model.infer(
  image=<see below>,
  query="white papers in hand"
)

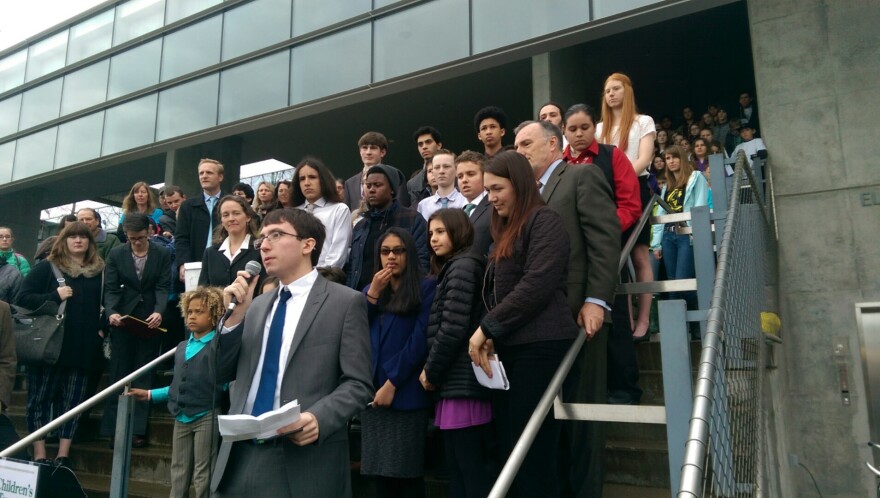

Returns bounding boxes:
[218,399,300,442]
[472,355,509,390]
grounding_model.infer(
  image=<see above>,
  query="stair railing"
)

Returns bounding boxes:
[1,347,178,498]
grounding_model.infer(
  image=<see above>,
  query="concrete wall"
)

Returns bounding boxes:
[748,0,880,495]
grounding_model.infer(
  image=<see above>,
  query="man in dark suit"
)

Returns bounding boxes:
[174,158,224,282]
[100,213,172,446]
[342,132,410,211]
[514,120,620,498]
[212,208,373,497]
[454,150,492,258]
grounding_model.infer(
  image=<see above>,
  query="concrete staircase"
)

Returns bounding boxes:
[6,339,696,497]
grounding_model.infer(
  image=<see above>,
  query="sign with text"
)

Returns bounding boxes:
[0,459,37,498]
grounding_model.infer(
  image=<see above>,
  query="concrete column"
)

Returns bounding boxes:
[164,137,243,198]
[531,49,595,119]
[748,0,880,495]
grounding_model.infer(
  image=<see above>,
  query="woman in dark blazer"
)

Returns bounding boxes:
[100,213,171,447]
[469,151,579,498]
[361,227,436,496]
[199,195,264,287]
[16,222,104,466]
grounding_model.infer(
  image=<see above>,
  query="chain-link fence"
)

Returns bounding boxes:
[679,154,778,497]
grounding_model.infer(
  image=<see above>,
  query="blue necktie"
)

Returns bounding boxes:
[252,288,292,416]
[205,196,216,249]
[440,197,449,208]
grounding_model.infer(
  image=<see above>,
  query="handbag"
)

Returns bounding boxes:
[12,263,67,365]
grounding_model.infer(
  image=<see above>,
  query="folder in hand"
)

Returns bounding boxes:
[120,315,167,339]
[472,354,510,390]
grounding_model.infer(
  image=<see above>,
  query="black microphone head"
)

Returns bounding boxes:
[244,260,262,278]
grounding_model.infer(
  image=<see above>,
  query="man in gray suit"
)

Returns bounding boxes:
[212,208,373,497]
[515,120,620,498]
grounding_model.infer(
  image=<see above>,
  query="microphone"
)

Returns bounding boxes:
[228,260,262,310]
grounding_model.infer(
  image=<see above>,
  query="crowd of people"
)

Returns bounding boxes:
[0,73,768,497]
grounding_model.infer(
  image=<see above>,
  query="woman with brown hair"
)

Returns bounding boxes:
[468,151,577,497]
[199,195,263,287]
[117,181,163,242]
[274,180,294,210]
[16,222,105,467]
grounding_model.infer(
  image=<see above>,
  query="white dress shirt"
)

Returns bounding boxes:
[218,234,251,263]
[296,198,352,268]
[417,188,467,220]
[464,191,487,217]
[244,269,318,413]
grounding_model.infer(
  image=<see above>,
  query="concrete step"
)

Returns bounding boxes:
[77,471,171,498]
[604,439,671,489]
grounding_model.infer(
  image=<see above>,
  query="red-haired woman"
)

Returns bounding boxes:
[468,151,577,497]
[596,73,656,344]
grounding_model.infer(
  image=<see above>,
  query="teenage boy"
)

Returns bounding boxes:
[343,132,410,211]
[407,126,443,205]
[417,149,466,220]
[473,106,507,158]
[454,150,492,258]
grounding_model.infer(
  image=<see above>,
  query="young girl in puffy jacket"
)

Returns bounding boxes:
[420,208,493,498]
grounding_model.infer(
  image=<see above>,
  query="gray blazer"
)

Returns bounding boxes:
[211,275,373,496]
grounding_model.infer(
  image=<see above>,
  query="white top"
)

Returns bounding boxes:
[417,188,467,220]
[296,198,352,268]
[244,269,318,414]
[596,114,656,176]
[728,138,767,173]
[465,191,487,215]
[218,234,251,263]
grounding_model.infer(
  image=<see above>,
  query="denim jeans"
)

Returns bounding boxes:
[661,231,696,309]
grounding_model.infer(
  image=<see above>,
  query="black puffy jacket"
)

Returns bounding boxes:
[424,252,490,400]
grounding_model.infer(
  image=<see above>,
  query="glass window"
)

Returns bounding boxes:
[25,31,69,82]
[19,79,63,130]
[166,0,222,24]
[0,95,22,138]
[107,39,162,100]
[0,141,14,183]
[156,74,218,141]
[222,0,291,61]
[473,0,588,53]
[292,0,369,36]
[55,112,104,169]
[373,0,400,7]
[61,60,109,116]
[291,25,370,104]
[113,0,166,46]
[161,15,221,81]
[67,9,114,64]
[593,0,658,18]
[12,127,57,181]
[219,51,289,124]
[373,0,469,82]
[102,93,157,155]
[0,50,28,93]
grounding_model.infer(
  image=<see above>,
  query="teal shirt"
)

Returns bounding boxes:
[151,331,217,424]
[0,250,30,277]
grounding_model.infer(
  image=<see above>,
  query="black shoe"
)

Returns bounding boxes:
[54,457,71,468]
[34,458,52,465]
[132,435,148,448]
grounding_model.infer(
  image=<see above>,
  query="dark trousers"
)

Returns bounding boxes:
[560,325,608,498]
[494,338,572,498]
[100,328,163,437]
[607,287,643,404]
[27,365,90,439]
[442,423,494,498]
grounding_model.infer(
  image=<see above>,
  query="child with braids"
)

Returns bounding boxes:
[129,286,226,498]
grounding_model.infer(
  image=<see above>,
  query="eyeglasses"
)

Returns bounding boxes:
[379,247,406,256]
[254,230,304,250]
[0,235,11,240]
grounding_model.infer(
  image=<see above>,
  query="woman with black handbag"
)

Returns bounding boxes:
[16,222,105,467]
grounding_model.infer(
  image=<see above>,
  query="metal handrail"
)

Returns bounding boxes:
[678,152,748,497]
[0,347,178,458]
[488,190,657,497]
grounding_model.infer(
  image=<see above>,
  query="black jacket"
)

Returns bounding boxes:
[174,193,222,270]
[480,207,578,347]
[424,252,490,399]
[104,242,171,319]
[198,241,264,287]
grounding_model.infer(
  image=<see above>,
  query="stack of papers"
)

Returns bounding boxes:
[472,355,510,390]
[218,400,300,442]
